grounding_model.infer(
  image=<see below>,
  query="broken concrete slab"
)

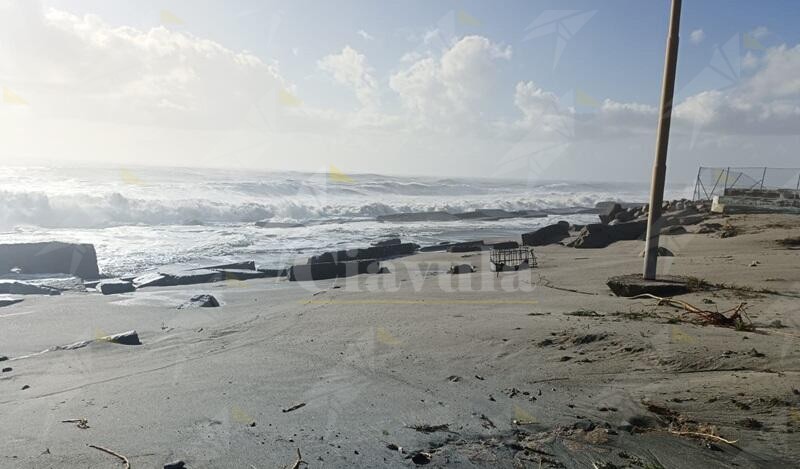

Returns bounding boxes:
[97,279,136,295]
[0,242,100,279]
[522,221,570,246]
[567,221,647,249]
[607,274,692,297]
[289,260,381,281]
[308,243,418,264]
[133,270,224,288]
[189,261,256,271]
[0,280,61,296]
[215,269,267,281]
[0,296,23,307]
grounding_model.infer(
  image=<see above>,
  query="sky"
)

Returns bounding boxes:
[1,0,799,183]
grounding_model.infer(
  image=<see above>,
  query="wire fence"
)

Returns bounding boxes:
[692,167,800,201]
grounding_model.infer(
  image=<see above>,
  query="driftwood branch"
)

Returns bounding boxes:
[667,430,739,446]
[88,444,130,468]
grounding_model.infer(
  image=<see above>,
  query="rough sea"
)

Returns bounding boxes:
[0,165,692,276]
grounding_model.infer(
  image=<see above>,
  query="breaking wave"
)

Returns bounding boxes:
[0,188,639,229]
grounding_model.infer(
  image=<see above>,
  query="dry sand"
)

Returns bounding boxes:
[1,213,799,468]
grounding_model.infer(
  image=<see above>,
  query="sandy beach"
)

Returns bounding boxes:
[1,213,799,468]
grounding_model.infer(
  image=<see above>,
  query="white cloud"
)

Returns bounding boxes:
[751,26,769,39]
[318,46,379,109]
[0,2,288,129]
[356,29,374,41]
[400,51,423,63]
[690,29,705,45]
[390,36,511,128]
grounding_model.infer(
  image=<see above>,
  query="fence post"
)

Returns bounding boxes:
[760,167,767,190]
[724,167,731,195]
[692,167,702,200]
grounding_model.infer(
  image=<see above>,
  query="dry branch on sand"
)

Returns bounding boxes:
[643,402,739,448]
[61,418,89,429]
[87,444,130,469]
[630,294,754,330]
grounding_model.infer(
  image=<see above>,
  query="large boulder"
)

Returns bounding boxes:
[308,243,418,264]
[102,330,141,345]
[567,221,647,249]
[97,280,136,295]
[0,242,99,279]
[289,260,381,281]
[522,221,570,246]
[178,294,220,309]
[597,202,623,224]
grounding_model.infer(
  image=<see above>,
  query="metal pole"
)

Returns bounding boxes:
[692,166,702,201]
[760,167,767,191]
[644,0,682,280]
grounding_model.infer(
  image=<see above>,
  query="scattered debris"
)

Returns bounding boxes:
[479,414,496,429]
[643,402,739,447]
[62,418,89,429]
[448,264,475,274]
[282,402,306,413]
[447,375,461,383]
[474,374,484,380]
[88,444,130,469]
[21,384,29,390]
[749,260,760,267]
[536,275,597,296]
[573,333,607,345]
[408,423,451,434]
[2,367,11,372]
[720,224,740,238]
[631,294,753,330]
[667,430,738,446]
[565,309,602,317]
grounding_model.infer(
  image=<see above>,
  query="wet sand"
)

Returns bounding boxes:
[1,213,799,468]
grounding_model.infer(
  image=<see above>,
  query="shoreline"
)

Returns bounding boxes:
[0,212,798,467]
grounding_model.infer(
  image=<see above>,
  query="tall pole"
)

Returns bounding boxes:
[643,0,682,280]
